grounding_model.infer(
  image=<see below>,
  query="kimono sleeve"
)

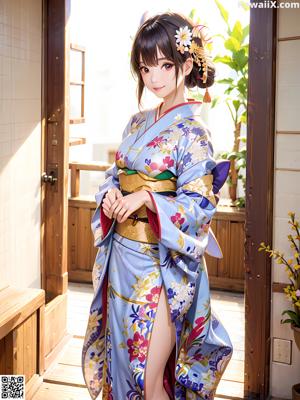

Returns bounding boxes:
[91,116,133,247]
[145,125,217,262]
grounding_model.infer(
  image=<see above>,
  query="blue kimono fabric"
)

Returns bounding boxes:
[82,101,233,400]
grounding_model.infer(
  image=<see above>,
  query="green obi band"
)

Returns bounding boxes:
[123,167,175,180]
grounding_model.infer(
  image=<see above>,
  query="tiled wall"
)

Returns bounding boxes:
[271,6,300,398]
[0,0,42,288]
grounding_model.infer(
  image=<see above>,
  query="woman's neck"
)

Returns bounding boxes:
[161,95,186,113]
[158,84,188,118]
[157,99,187,121]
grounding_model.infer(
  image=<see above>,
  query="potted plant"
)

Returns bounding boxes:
[259,211,300,399]
[212,0,249,207]
[187,3,249,207]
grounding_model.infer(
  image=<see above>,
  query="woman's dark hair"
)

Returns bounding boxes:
[130,11,215,106]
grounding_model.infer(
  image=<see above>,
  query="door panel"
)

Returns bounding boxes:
[41,0,70,300]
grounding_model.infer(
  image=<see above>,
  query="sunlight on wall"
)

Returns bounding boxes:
[0,0,42,288]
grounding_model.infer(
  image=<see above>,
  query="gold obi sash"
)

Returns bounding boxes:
[115,171,177,244]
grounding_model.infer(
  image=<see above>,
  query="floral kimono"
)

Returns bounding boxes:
[81,101,233,400]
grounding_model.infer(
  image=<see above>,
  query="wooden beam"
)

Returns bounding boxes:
[69,117,85,124]
[70,166,80,197]
[272,282,288,293]
[244,4,277,398]
[70,43,86,52]
[69,161,111,171]
[69,137,86,146]
[278,35,300,41]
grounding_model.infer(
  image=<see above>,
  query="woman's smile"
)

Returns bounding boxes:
[153,85,165,91]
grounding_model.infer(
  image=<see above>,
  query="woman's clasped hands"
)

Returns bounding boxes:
[101,188,149,223]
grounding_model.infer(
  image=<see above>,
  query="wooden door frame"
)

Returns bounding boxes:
[40,0,71,368]
[244,6,277,398]
[41,0,70,302]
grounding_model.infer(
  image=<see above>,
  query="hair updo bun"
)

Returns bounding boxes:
[130,11,215,105]
[184,48,215,90]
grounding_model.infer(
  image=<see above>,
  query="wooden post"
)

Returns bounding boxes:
[70,166,80,197]
[244,5,277,398]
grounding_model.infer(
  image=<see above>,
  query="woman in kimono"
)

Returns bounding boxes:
[82,11,233,400]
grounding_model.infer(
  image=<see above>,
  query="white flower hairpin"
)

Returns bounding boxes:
[174,26,193,53]
[174,24,213,102]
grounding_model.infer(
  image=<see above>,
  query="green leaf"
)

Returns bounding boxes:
[237,76,247,97]
[217,78,234,85]
[224,87,235,95]
[281,310,300,326]
[231,21,243,43]
[237,159,246,168]
[239,136,247,143]
[214,0,229,26]
[242,25,250,41]
[220,150,229,157]
[227,151,238,160]
[281,318,295,324]
[211,97,220,108]
[234,197,245,208]
[240,111,247,124]
[189,9,196,20]
[225,37,241,52]
[240,114,247,124]
[239,0,250,12]
[238,75,248,87]
[233,100,241,111]
[233,49,248,70]
[213,55,233,66]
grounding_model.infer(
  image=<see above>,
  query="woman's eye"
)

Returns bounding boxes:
[163,63,174,70]
[140,66,149,73]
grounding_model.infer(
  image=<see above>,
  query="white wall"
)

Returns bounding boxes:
[0,0,42,289]
[270,6,300,398]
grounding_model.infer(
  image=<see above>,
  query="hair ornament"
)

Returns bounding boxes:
[174,26,193,53]
[174,24,213,87]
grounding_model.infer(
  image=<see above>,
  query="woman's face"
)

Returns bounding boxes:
[139,47,192,99]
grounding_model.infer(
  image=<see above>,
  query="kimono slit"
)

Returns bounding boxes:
[81,101,233,400]
[100,169,177,398]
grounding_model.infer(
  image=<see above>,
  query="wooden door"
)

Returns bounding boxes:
[41,0,71,366]
[41,0,70,301]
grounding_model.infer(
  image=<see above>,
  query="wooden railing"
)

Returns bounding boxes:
[68,161,245,291]
[69,161,111,197]
[68,161,110,282]
[205,206,245,292]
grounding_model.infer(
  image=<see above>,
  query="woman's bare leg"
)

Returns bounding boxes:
[144,285,176,400]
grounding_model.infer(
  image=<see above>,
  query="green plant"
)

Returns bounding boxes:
[212,0,249,206]
[220,137,246,208]
[187,3,249,207]
[259,212,300,328]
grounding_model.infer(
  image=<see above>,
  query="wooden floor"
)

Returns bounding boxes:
[32,283,245,400]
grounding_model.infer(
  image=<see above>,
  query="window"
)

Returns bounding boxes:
[70,44,85,124]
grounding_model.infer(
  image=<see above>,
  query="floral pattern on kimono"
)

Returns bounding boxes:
[82,101,233,400]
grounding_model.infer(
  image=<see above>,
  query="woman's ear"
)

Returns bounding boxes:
[183,57,194,76]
